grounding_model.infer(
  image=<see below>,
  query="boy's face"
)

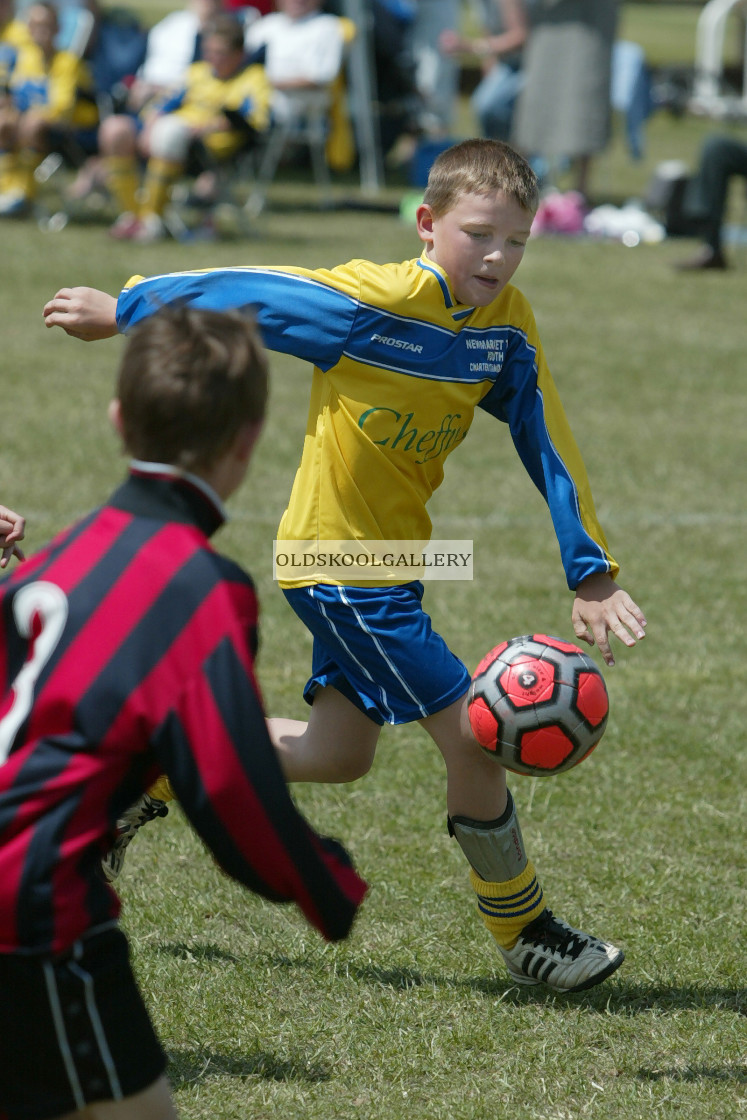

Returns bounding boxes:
[203,33,244,80]
[27,4,57,51]
[416,190,533,307]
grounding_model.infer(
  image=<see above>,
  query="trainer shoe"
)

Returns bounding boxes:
[101,793,169,883]
[499,908,624,993]
[109,212,166,242]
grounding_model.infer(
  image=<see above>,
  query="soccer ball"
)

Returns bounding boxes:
[468,634,609,776]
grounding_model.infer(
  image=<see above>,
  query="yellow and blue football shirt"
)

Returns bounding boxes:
[9,40,98,128]
[0,17,31,90]
[117,254,618,591]
[150,58,271,161]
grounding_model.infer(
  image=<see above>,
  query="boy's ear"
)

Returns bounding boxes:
[108,399,124,438]
[415,203,435,245]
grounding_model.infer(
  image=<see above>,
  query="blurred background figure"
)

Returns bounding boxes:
[67,0,223,202]
[0,0,30,65]
[0,0,97,216]
[410,0,460,136]
[512,0,619,197]
[1,0,32,195]
[104,12,270,242]
[126,0,225,113]
[674,133,747,271]
[245,0,345,123]
[326,0,423,164]
[245,0,351,173]
[440,0,530,143]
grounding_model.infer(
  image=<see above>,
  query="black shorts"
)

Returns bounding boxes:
[0,926,167,1120]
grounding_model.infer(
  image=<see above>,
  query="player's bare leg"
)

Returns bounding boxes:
[57,1074,177,1119]
[420,692,508,820]
[269,685,381,784]
[422,691,624,992]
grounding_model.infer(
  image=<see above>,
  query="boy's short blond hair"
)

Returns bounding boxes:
[423,138,539,218]
[117,306,268,472]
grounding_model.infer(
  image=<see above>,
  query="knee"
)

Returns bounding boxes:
[99,114,136,156]
[330,745,376,783]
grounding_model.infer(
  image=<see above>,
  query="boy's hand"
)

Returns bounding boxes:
[43,287,119,341]
[572,572,647,667]
[0,505,26,568]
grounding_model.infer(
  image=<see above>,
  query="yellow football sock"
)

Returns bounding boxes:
[106,155,139,214]
[469,860,545,950]
[16,148,43,199]
[0,151,18,193]
[147,775,175,803]
[139,156,181,219]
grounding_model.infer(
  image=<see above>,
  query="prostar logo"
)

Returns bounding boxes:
[371,333,423,354]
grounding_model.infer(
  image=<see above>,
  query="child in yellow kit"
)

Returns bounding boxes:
[44,138,647,993]
[102,11,271,242]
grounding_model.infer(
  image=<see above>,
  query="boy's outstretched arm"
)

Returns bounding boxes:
[0,505,25,568]
[572,571,647,667]
[42,287,119,341]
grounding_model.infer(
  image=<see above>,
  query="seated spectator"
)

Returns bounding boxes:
[245,0,350,170]
[0,0,98,216]
[674,133,747,271]
[245,0,345,119]
[67,0,217,202]
[1,0,32,196]
[128,0,225,115]
[103,12,271,242]
[0,0,31,76]
[439,0,529,143]
[81,0,148,114]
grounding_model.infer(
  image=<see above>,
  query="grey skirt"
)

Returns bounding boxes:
[512,0,619,160]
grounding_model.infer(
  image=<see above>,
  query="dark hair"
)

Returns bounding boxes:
[200,12,246,53]
[423,138,539,217]
[117,306,268,471]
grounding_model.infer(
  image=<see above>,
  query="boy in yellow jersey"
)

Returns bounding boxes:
[43,139,647,993]
[0,2,97,216]
[102,12,270,242]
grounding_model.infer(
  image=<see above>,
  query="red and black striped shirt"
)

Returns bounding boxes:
[0,465,366,955]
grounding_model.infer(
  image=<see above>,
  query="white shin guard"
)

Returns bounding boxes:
[449,793,528,882]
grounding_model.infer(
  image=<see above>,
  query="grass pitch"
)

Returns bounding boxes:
[3,18,746,1117]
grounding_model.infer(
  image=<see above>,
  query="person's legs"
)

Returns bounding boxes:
[99,114,141,220]
[1,928,171,1120]
[11,108,49,204]
[276,583,624,991]
[676,134,747,268]
[269,684,381,784]
[471,63,524,144]
[421,693,624,992]
[59,1075,177,1120]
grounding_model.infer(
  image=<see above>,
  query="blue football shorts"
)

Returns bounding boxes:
[282,581,471,725]
[0,925,166,1120]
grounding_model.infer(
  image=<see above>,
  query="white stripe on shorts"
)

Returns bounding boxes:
[43,955,86,1110]
[336,586,430,720]
[42,939,124,1108]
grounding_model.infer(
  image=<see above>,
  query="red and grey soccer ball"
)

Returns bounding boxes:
[468,634,609,776]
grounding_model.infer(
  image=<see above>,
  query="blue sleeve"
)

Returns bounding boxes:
[479,329,615,588]
[117,267,358,371]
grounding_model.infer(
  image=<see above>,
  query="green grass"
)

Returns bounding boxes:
[3,8,747,1115]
